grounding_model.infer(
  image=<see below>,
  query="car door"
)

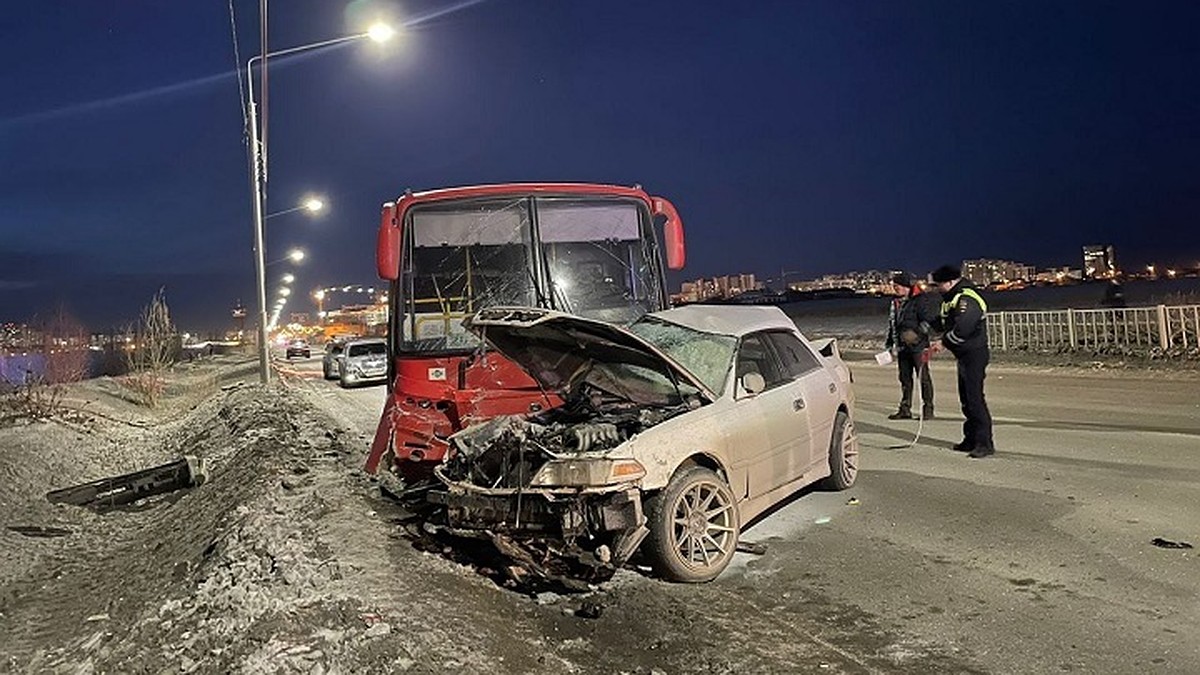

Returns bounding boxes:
[766,330,840,473]
[737,333,811,498]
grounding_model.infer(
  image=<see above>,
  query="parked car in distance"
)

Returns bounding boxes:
[338,338,389,388]
[285,339,311,359]
[322,340,346,380]
[432,305,858,583]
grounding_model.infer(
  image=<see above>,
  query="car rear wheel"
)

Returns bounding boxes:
[643,466,740,583]
[821,410,858,490]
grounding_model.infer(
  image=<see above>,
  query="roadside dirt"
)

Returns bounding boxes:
[1,361,983,674]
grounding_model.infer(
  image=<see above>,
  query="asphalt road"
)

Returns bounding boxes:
[278,350,1200,673]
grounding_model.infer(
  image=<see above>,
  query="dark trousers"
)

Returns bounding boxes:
[955,347,993,449]
[896,350,934,413]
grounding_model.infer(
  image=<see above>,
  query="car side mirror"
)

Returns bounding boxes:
[740,372,766,396]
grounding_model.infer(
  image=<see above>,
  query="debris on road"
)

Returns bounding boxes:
[1151,537,1194,549]
[735,540,768,556]
[846,497,861,506]
[6,525,73,538]
[46,455,208,511]
[575,599,605,619]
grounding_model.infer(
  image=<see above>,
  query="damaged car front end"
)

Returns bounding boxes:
[428,307,713,580]
[423,304,859,585]
[430,417,651,576]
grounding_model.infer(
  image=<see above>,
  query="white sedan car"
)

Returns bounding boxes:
[432,304,858,583]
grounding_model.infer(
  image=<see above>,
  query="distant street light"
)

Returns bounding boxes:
[245,23,396,384]
[266,196,327,220]
[282,273,295,284]
[265,248,307,266]
[279,287,292,297]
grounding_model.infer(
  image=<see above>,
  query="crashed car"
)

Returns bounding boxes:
[430,304,858,583]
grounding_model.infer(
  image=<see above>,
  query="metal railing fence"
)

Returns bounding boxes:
[988,305,1200,353]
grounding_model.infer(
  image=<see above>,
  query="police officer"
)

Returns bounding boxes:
[929,264,995,458]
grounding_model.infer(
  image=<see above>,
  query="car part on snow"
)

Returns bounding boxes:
[7,525,74,538]
[46,455,208,511]
[1151,537,1193,549]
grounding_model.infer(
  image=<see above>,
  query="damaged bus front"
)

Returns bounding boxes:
[368,184,685,482]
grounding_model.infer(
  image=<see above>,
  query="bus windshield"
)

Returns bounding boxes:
[397,196,665,354]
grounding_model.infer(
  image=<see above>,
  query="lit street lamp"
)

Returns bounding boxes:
[245,22,395,383]
[282,273,295,284]
[265,248,307,266]
[265,196,326,220]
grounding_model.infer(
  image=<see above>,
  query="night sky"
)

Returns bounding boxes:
[2,0,1198,332]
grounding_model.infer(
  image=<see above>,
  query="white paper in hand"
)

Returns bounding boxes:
[874,350,894,366]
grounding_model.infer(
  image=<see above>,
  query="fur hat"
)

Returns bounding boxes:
[930,265,961,283]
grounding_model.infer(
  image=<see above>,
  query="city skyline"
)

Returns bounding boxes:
[680,242,1200,301]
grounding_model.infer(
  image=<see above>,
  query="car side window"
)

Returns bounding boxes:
[736,334,787,390]
[766,331,822,379]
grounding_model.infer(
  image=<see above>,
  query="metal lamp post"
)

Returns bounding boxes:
[244,25,395,384]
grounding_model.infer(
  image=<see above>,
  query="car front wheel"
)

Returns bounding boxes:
[642,466,740,583]
[821,410,858,490]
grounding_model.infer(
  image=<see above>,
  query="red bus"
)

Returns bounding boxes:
[367,183,685,481]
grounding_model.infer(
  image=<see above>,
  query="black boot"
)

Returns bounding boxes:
[952,441,973,452]
[888,408,913,420]
[968,446,996,459]
[922,406,935,419]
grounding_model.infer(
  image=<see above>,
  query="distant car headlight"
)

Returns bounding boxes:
[529,458,646,487]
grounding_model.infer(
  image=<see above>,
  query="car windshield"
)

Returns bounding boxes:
[348,342,387,357]
[628,316,737,396]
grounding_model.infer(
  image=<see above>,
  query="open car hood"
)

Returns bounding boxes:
[464,307,715,406]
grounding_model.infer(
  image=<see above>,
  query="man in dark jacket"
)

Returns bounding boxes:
[884,273,938,420]
[930,264,995,458]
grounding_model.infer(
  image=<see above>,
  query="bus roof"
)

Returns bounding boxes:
[387,183,655,211]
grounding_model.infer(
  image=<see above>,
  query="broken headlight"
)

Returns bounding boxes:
[527,458,646,488]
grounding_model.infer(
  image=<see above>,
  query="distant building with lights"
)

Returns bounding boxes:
[961,259,1035,287]
[788,270,898,295]
[1082,245,1118,279]
[675,273,762,303]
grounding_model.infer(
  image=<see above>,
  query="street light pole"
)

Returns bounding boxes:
[244,26,394,384]
[246,84,270,383]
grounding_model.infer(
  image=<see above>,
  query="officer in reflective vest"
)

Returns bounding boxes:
[929,264,995,458]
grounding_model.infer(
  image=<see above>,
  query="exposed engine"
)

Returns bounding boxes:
[440,383,687,489]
